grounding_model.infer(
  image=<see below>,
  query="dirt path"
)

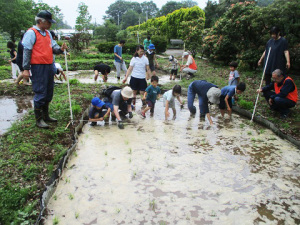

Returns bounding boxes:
[44,99,300,224]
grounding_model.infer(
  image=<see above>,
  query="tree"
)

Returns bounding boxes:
[141,1,158,19]
[105,0,141,25]
[104,19,119,42]
[121,10,140,30]
[157,1,184,17]
[75,2,92,32]
[181,0,198,8]
[0,0,34,42]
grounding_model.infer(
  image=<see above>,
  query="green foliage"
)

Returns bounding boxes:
[69,33,92,52]
[127,6,205,41]
[151,36,168,53]
[69,79,80,85]
[238,98,253,110]
[202,0,300,70]
[75,2,92,32]
[72,104,82,115]
[96,42,137,55]
[0,65,11,80]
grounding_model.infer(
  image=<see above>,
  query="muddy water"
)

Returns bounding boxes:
[45,99,300,224]
[65,70,180,85]
[0,96,33,135]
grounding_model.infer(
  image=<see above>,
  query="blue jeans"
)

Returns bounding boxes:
[31,64,56,109]
[187,83,207,115]
[263,91,296,115]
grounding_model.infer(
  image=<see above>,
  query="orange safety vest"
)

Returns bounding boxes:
[188,56,197,70]
[30,28,53,65]
[274,76,298,103]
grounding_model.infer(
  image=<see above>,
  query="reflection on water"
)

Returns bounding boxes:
[45,98,300,224]
[0,96,33,135]
[65,70,181,85]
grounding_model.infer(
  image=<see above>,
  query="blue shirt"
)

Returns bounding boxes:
[221,85,236,98]
[146,85,161,103]
[114,45,122,63]
[22,25,57,50]
[189,80,218,114]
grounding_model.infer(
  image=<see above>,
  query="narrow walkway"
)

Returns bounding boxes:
[45,100,300,224]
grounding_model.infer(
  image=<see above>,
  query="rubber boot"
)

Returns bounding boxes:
[42,103,57,122]
[34,108,49,129]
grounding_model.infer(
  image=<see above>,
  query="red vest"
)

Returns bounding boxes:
[274,76,298,103]
[30,28,53,65]
[188,56,197,70]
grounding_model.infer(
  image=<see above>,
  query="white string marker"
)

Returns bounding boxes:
[64,49,74,125]
[251,47,271,122]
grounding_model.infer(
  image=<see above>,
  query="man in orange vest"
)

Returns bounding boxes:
[180,52,197,79]
[257,69,298,119]
[22,10,67,129]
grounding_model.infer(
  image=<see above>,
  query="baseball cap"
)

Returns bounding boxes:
[91,97,105,108]
[182,52,189,58]
[207,87,221,104]
[37,10,56,24]
[121,86,133,98]
[148,44,155,50]
[169,55,174,61]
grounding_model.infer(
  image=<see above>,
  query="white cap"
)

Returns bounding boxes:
[207,87,221,104]
[182,52,189,58]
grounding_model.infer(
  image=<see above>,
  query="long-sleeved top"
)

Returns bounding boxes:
[262,76,295,99]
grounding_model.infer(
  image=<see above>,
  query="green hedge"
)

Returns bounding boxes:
[151,35,168,53]
[96,42,138,55]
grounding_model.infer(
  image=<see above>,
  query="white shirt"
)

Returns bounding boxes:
[163,90,175,103]
[186,55,193,66]
[55,63,63,72]
[171,59,178,70]
[130,55,149,79]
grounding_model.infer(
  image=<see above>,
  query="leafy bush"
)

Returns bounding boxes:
[56,58,115,70]
[202,0,300,70]
[97,42,116,53]
[151,35,168,53]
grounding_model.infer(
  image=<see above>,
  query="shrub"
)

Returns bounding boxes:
[97,42,116,53]
[151,36,168,53]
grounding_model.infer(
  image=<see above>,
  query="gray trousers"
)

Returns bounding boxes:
[114,61,127,78]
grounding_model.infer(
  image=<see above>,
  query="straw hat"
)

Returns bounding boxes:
[121,86,133,98]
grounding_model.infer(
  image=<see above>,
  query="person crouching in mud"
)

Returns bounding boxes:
[108,86,134,129]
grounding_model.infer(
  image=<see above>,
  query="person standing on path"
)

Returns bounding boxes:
[7,41,20,80]
[145,44,159,78]
[143,35,152,51]
[258,26,290,85]
[15,33,31,85]
[22,10,67,129]
[123,45,151,108]
[114,40,127,81]
[180,52,197,79]
[187,80,221,126]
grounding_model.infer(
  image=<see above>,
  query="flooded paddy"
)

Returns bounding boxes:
[0,96,33,135]
[65,70,180,85]
[45,99,300,224]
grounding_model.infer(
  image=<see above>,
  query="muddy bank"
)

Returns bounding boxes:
[44,99,300,224]
[0,96,33,135]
